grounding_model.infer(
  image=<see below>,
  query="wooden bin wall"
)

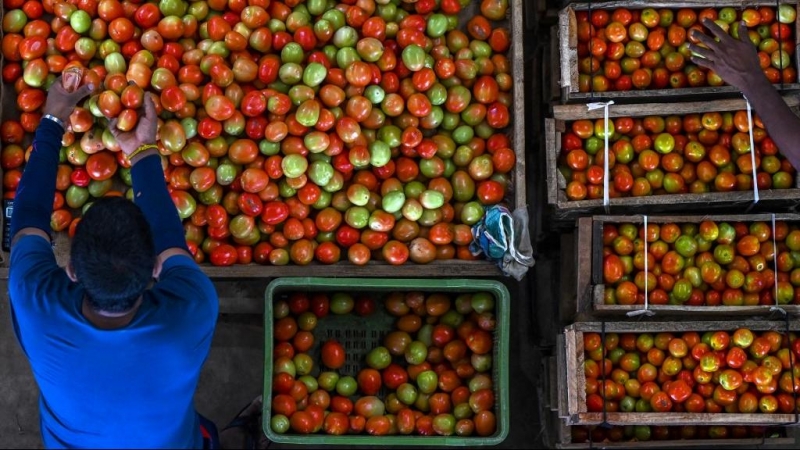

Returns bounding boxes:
[559,320,800,426]
[569,213,800,318]
[545,97,800,223]
[0,0,526,279]
[556,1,800,104]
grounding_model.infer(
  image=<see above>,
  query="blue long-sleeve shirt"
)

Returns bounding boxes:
[8,118,218,448]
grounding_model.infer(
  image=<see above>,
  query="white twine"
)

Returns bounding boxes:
[628,215,655,317]
[744,96,760,204]
[587,101,615,213]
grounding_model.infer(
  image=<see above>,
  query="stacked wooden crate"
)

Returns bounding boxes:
[546,1,800,447]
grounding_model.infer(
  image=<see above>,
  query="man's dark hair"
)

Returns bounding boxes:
[71,196,156,313]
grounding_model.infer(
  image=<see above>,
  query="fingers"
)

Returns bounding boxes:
[68,83,94,103]
[687,44,715,62]
[108,118,120,137]
[735,21,750,44]
[690,29,721,52]
[689,55,716,72]
[142,92,156,120]
[701,18,733,43]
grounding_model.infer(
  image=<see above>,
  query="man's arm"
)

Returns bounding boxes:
[690,20,800,171]
[110,92,191,263]
[10,82,93,247]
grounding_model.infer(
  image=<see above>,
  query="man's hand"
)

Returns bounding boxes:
[688,19,764,91]
[42,78,93,125]
[108,89,158,156]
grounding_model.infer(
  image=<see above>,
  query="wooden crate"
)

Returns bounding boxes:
[556,1,800,104]
[569,213,800,318]
[0,0,527,280]
[546,339,796,448]
[545,97,800,223]
[554,421,796,449]
[560,320,800,426]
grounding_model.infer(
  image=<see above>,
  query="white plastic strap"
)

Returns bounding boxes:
[628,215,655,317]
[587,101,615,212]
[770,213,787,315]
[744,96,760,204]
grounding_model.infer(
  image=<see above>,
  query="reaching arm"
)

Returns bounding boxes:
[10,81,92,247]
[689,20,800,171]
[109,92,190,262]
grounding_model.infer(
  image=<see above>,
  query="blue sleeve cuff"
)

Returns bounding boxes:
[130,154,189,254]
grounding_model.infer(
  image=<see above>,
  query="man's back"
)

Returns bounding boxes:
[9,236,218,449]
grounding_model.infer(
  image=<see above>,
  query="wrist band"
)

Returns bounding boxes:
[43,114,65,130]
[128,143,158,161]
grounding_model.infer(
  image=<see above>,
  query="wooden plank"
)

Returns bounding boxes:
[556,333,569,418]
[511,0,527,211]
[574,218,593,318]
[0,260,503,281]
[556,436,796,449]
[557,2,800,103]
[568,1,798,10]
[545,118,560,206]
[204,260,504,278]
[567,412,798,426]
[553,96,800,121]
[567,320,800,334]
[565,328,584,416]
[560,231,578,323]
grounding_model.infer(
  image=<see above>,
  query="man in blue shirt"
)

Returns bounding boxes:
[8,78,219,448]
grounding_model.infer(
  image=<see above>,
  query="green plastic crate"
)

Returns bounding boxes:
[263,277,510,446]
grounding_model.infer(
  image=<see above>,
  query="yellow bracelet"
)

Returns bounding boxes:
[128,143,158,161]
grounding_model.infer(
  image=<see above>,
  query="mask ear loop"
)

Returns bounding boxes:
[628,215,655,318]
[587,101,615,213]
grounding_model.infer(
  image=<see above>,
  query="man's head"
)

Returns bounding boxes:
[68,197,158,313]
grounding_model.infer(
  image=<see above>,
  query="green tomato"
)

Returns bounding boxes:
[66,185,90,209]
[333,25,358,48]
[70,10,92,34]
[270,415,290,434]
[302,62,328,87]
[382,190,406,213]
[369,140,391,167]
[402,44,426,71]
[308,160,334,186]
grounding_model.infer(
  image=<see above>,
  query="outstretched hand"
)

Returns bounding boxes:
[108,88,158,156]
[688,19,764,92]
[42,77,93,125]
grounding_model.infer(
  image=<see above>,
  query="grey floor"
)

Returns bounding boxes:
[0,271,551,449]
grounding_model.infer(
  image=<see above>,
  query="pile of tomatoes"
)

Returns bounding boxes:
[583,328,800,415]
[575,6,798,93]
[270,289,499,437]
[572,424,785,443]
[560,111,796,201]
[602,220,800,307]
[0,0,517,266]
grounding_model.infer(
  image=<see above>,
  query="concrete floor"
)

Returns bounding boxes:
[0,271,549,449]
